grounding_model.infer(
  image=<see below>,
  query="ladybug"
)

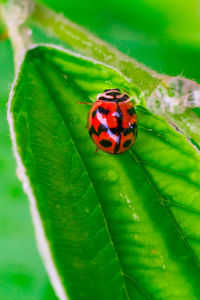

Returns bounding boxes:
[87,89,138,154]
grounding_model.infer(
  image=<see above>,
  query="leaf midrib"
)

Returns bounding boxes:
[31,56,153,300]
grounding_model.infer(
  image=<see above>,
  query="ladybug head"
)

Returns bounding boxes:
[97,89,129,102]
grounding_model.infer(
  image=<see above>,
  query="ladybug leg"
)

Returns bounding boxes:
[95,147,99,155]
[77,101,92,105]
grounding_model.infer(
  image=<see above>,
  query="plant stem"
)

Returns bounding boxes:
[0,1,34,72]
[30,3,162,96]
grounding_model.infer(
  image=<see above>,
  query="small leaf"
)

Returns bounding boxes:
[147,77,200,150]
[9,45,200,299]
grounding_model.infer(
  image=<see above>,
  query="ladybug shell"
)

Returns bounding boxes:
[88,100,138,154]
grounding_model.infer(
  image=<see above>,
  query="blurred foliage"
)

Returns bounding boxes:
[1,0,200,298]
[39,0,200,82]
[0,41,57,299]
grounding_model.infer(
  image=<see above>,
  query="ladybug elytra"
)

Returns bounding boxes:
[87,89,138,154]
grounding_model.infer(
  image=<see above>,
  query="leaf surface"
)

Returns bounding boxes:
[9,45,200,299]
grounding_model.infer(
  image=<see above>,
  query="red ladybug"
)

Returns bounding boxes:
[87,89,138,154]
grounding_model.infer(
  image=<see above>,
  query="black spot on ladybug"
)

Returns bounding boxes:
[123,127,132,136]
[127,107,135,116]
[92,110,96,118]
[123,139,132,148]
[89,125,97,136]
[89,124,107,137]
[98,106,110,115]
[97,123,107,135]
[110,127,118,135]
[100,139,112,148]
[123,122,137,136]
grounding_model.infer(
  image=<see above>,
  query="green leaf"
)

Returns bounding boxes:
[9,45,200,299]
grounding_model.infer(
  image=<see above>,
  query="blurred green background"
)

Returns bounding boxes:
[1,0,200,299]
